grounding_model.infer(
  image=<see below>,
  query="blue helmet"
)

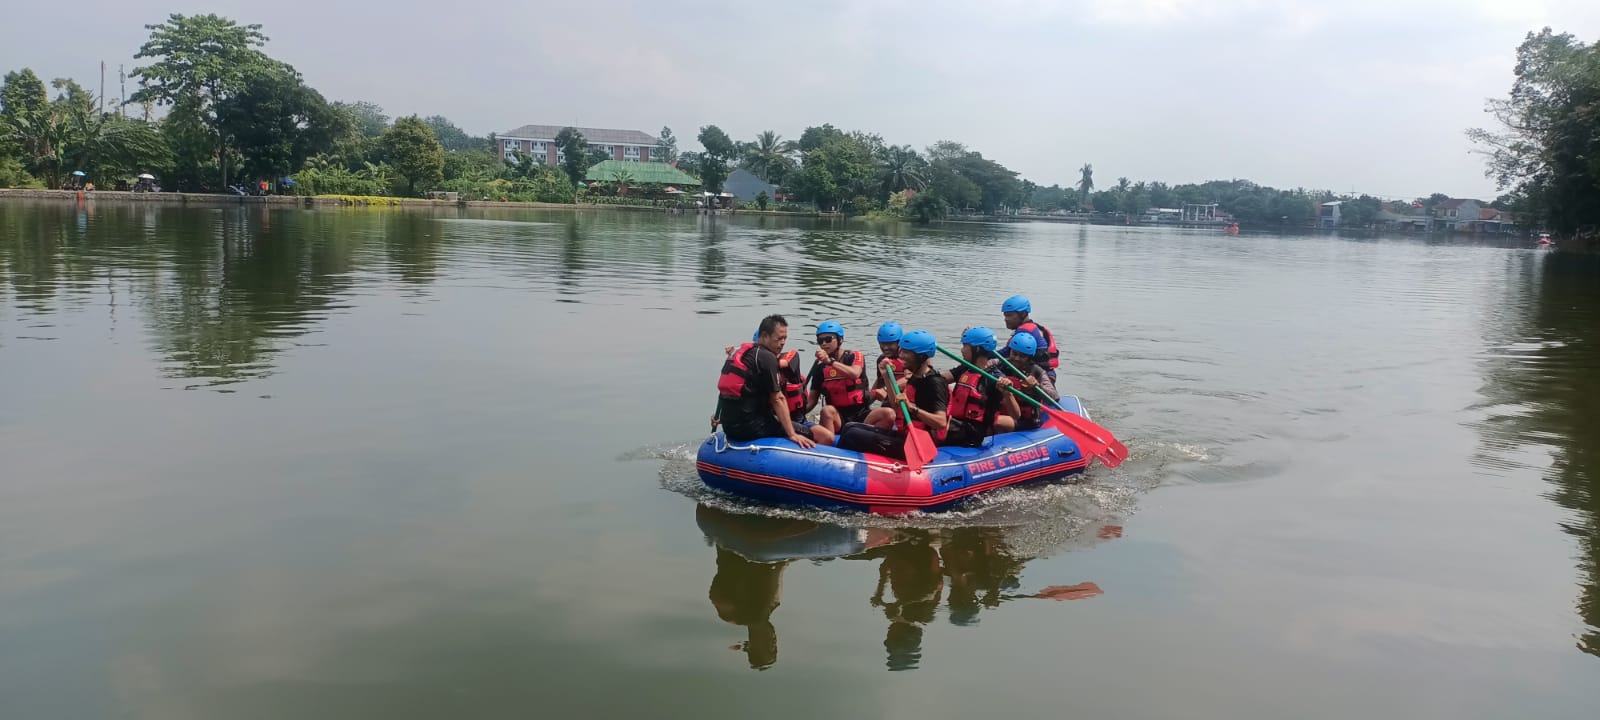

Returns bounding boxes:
[1007,332,1038,356]
[817,320,844,339]
[900,330,937,357]
[1002,295,1031,314]
[752,330,760,341]
[960,326,998,353]
[877,321,904,343]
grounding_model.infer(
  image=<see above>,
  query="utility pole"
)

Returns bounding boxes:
[100,61,106,115]
[119,65,126,117]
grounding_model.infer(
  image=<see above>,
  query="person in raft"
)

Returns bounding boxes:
[1000,294,1061,383]
[938,327,1023,446]
[870,321,909,402]
[720,330,811,436]
[997,332,1059,431]
[716,315,831,448]
[835,330,950,459]
[805,320,872,435]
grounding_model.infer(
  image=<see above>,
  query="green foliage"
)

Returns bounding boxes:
[741,130,794,184]
[877,144,927,196]
[129,13,277,188]
[791,131,875,211]
[555,126,588,187]
[290,163,392,196]
[907,192,949,224]
[383,116,444,196]
[423,115,483,152]
[1337,195,1383,227]
[1469,28,1600,236]
[215,65,345,183]
[756,191,769,210]
[0,155,41,187]
[696,125,737,193]
[0,76,172,187]
[585,147,610,167]
[1076,163,1094,201]
[333,101,389,138]
[444,149,505,182]
[656,126,677,164]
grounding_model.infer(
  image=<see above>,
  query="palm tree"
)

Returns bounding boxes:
[877,144,927,196]
[609,167,634,196]
[1116,176,1131,193]
[1076,163,1094,202]
[742,130,794,183]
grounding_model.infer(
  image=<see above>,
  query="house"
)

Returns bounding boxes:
[722,168,777,203]
[1475,206,1520,234]
[1433,198,1482,231]
[498,125,660,165]
[1318,201,1342,228]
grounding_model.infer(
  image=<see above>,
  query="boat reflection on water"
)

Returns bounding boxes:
[695,503,1108,671]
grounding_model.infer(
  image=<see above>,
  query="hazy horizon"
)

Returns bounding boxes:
[7,0,1600,200]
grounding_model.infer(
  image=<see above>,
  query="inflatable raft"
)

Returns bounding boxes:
[697,396,1093,514]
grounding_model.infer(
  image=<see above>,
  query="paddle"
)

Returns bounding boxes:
[883,362,938,471]
[935,345,1129,469]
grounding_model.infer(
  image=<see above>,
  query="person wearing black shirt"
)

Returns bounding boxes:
[715,315,826,448]
[939,327,1023,446]
[836,329,950,460]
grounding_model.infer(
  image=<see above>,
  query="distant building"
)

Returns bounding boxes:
[498,124,660,165]
[1433,198,1482,231]
[722,168,777,203]
[1318,201,1342,228]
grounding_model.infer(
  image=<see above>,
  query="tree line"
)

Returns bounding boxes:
[2,12,1535,229]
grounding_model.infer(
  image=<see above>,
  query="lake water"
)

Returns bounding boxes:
[1,200,1596,719]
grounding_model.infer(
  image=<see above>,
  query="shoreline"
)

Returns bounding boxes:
[0,188,836,217]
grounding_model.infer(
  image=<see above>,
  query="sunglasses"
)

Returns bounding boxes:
[817,335,839,343]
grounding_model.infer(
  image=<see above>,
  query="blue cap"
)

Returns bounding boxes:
[900,330,936,357]
[877,321,903,343]
[817,320,844,339]
[1007,332,1038,356]
[1002,295,1031,314]
[960,326,998,353]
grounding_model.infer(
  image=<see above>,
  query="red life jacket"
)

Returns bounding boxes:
[947,368,992,424]
[717,343,760,400]
[778,350,806,414]
[893,372,948,441]
[820,350,867,408]
[1017,320,1060,371]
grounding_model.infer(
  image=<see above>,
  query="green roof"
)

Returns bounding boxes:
[585,160,701,186]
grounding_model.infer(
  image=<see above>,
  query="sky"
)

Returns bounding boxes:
[5,0,1600,200]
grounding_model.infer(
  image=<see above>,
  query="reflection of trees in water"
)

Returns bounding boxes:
[1471,251,1600,657]
[697,503,1106,671]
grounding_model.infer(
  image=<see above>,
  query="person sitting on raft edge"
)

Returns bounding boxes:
[715,314,831,448]
[720,329,815,441]
[835,329,949,460]
[805,320,871,436]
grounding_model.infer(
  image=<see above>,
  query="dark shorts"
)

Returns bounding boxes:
[723,415,788,443]
[835,422,905,460]
[942,418,990,448]
[825,404,873,425]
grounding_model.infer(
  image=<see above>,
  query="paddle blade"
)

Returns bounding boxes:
[903,426,939,471]
[1044,406,1130,469]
